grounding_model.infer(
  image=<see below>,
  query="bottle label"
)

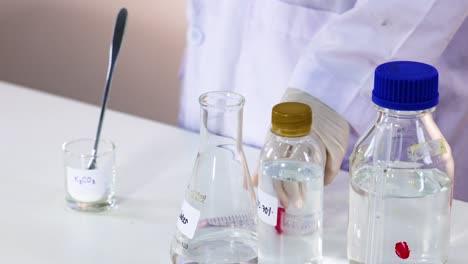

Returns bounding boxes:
[177,200,201,239]
[408,138,447,162]
[66,167,110,202]
[281,212,321,235]
[257,188,278,226]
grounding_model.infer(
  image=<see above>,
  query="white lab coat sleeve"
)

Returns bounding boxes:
[288,0,468,135]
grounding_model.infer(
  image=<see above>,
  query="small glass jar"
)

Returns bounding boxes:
[63,138,116,212]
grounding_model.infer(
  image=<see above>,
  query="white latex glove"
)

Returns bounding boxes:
[281,88,350,185]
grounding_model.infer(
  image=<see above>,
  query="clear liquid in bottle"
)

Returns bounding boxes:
[258,160,323,264]
[348,166,451,264]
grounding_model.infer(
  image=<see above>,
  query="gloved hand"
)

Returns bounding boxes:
[253,88,350,209]
[281,88,350,185]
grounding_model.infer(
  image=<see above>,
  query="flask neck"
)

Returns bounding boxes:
[200,105,243,149]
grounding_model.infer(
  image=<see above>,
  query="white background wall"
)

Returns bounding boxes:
[0,0,186,125]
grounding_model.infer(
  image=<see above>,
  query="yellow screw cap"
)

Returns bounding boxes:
[272,102,312,137]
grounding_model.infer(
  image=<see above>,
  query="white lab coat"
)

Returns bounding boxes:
[178,0,468,201]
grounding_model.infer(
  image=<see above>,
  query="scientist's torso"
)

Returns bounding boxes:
[179,0,355,146]
[178,0,468,200]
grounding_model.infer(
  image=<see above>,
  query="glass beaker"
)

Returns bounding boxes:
[63,138,116,212]
[170,91,258,264]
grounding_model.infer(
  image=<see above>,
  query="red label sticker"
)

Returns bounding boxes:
[275,207,285,234]
[395,241,410,259]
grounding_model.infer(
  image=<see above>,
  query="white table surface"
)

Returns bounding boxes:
[0,81,467,263]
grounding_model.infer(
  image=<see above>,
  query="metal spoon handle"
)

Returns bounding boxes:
[89,8,127,169]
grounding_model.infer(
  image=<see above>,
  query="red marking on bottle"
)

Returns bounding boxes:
[395,241,410,259]
[275,207,285,234]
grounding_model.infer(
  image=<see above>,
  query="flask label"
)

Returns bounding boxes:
[177,200,200,239]
[257,188,278,226]
[66,167,110,202]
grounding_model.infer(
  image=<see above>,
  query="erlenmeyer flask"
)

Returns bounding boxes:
[170,91,258,264]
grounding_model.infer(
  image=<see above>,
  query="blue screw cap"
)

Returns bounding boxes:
[372,61,439,111]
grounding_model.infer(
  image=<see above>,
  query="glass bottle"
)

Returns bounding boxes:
[257,102,326,264]
[347,61,455,264]
[170,91,257,264]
